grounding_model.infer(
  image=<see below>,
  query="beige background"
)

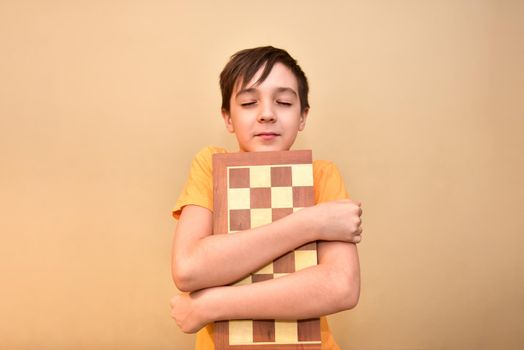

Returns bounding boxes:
[1,0,523,349]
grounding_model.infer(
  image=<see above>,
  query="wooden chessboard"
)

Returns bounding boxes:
[212,150,321,349]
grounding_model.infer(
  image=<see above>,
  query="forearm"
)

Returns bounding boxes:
[171,239,361,334]
[174,208,318,292]
[198,257,360,322]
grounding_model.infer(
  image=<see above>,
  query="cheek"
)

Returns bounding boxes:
[232,119,252,138]
[283,111,303,127]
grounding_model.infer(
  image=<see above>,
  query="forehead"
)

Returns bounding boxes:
[234,62,299,94]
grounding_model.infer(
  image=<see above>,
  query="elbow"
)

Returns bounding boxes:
[172,262,198,293]
[340,282,360,310]
[331,269,360,311]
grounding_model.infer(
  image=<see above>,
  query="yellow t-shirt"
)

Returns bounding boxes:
[173,146,349,350]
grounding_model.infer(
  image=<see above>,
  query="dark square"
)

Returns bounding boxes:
[270,166,292,187]
[293,186,314,207]
[273,251,295,273]
[253,320,276,343]
[229,209,251,231]
[250,187,271,208]
[229,168,250,188]
[272,208,294,221]
[298,318,321,341]
[252,274,274,283]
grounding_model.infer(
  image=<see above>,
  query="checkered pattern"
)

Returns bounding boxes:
[212,151,322,349]
[224,163,321,347]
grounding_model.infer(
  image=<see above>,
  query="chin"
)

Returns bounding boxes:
[252,146,291,153]
[238,139,293,152]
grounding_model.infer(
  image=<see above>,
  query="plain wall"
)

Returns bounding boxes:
[1,0,523,349]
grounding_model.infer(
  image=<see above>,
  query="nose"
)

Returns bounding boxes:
[257,102,276,123]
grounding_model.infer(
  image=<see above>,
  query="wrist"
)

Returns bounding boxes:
[293,206,320,241]
[195,285,229,323]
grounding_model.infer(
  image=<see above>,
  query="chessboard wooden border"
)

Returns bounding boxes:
[212,150,321,350]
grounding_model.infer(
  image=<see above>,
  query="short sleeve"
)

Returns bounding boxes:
[313,160,349,204]
[172,146,227,220]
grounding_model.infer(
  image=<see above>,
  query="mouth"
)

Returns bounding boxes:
[255,132,280,140]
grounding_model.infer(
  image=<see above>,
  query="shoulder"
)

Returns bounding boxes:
[193,146,228,162]
[185,146,229,189]
[313,159,343,179]
[172,146,227,219]
[312,159,349,203]
[190,146,228,171]
[313,159,337,171]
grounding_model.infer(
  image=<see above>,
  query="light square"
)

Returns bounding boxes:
[294,250,318,271]
[250,208,272,228]
[275,320,298,344]
[271,187,293,208]
[293,207,304,213]
[274,273,289,279]
[291,164,314,186]
[255,263,274,275]
[249,166,271,188]
[229,320,253,345]
[233,275,253,286]
[228,188,251,210]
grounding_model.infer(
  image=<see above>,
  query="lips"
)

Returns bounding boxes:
[255,132,280,137]
[255,132,280,141]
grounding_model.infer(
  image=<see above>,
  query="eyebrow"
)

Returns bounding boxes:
[235,87,298,98]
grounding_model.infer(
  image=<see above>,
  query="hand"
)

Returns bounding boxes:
[302,199,363,243]
[170,291,208,334]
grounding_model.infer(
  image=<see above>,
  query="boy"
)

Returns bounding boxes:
[170,46,363,349]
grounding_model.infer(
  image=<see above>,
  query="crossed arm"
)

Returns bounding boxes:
[170,200,362,333]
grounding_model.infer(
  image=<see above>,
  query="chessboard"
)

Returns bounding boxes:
[212,150,321,350]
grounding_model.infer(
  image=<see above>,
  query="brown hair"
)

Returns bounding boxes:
[219,46,310,113]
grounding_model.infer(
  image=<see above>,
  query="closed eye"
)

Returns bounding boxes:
[240,101,257,107]
[277,101,292,106]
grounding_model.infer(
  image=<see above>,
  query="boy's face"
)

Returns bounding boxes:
[222,63,308,152]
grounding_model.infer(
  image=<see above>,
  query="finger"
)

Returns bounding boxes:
[351,200,362,207]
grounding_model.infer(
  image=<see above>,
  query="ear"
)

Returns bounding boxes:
[221,108,235,133]
[298,107,309,131]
